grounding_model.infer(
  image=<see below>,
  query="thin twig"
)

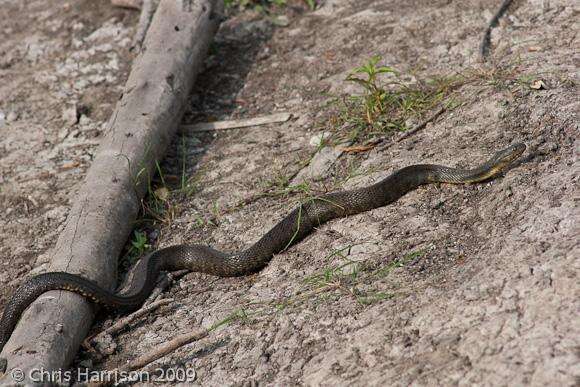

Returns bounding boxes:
[126,329,207,370]
[480,0,514,61]
[377,105,446,151]
[131,0,156,52]
[396,105,446,142]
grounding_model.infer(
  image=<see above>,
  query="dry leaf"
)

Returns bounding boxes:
[530,80,547,90]
[340,144,375,153]
[60,161,80,170]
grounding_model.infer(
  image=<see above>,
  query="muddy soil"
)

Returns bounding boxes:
[0,0,578,385]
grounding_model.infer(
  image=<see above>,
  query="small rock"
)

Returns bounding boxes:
[62,104,78,126]
[309,132,332,147]
[505,186,513,197]
[78,114,91,126]
[271,15,290,27]
[291,144,346,184]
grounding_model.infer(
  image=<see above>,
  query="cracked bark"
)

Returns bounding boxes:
[0,0,223,384]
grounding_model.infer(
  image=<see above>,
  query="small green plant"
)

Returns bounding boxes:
[334,55,461,143]
[345,55,398,124]
[125,230,150,263]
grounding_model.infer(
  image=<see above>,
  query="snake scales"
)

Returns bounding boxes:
[0,143,525,354]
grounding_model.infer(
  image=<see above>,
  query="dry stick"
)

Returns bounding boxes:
[131,0,156,51]
[123,328,208,371]
[0,1,223,384]
[180,112,293,133]
[480,0,514,60]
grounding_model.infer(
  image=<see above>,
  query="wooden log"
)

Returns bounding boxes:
[0,0,223,384]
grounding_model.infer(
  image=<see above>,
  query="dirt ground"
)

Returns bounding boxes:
[0,0,578,385]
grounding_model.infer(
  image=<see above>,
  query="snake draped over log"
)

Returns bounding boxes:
[0,143,526,355]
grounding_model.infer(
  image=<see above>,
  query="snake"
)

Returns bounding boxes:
[0,142,525,356]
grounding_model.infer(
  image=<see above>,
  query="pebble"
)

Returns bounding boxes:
[78,114,91,126]
[6,111,18,122]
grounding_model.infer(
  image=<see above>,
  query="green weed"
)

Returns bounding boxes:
[333,56,459,143]
[124,230,151,264]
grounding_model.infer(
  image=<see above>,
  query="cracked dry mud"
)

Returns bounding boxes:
[0,0,578,385]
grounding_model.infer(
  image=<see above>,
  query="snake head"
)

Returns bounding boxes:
[491,142,526,168]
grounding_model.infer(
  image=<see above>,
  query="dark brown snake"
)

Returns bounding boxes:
[0,143,525,356]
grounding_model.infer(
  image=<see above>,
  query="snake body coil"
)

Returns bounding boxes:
[0,143,525,354]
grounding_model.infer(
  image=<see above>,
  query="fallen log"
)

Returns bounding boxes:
[0,0,223,384]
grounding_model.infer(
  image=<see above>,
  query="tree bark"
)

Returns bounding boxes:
[0,0,223,384]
